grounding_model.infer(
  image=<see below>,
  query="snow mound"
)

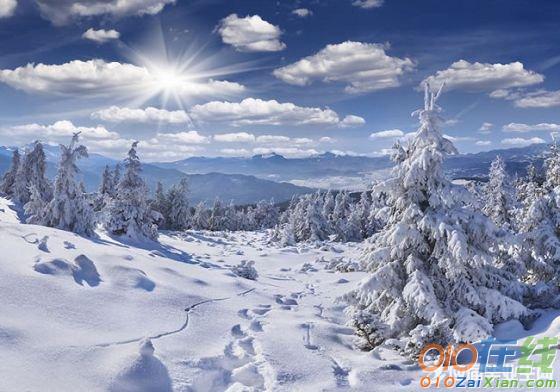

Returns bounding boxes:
[34,254,101,287]
[109,266,156,291]
[110,338,172,392]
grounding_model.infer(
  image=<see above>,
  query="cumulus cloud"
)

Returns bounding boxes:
[369,129,404,139]
[82,28,120,43]
[214,132,255,143]
[292,8,312,17]
[501,137,546,146]
[273,41,414,93]
[421,60,543,93]
[443,134,474,142]
[216,14,285,52]
[513,89,560,108]
[502,122,560,133]
[1,120,209,161]
[319,136,336,143]
[92,106,190,124]
[190,98,357,127]
[0,0,17,18]
[479,122,493,133]
[476,140,491,146]
[35,0,176,25]
[0,59,245,98]
[339,115,365,128]
[154,131,209,144]
[352,0,384,9]
[4,120,119,141]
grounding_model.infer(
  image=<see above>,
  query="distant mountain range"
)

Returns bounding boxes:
[0,145,313,205]
[155,144,551,188]
[0,142,551,203]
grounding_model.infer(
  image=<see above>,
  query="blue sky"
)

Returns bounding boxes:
[0,0,559,161]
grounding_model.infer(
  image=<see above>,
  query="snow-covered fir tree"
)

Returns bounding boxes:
[482,156,516,230]
[208,198,224,231]
[106,142,158,241]
[332,191,351,241]
[24,184,46,225]
[99,165,114,197]
[343,85,527,355]
[150,182,170,228]
[0,149,20,197]
[166,178,191,231]
[322,190,335,228]
[517,146,560,306]
[345,203,364,242]
[544,141,560,191]
[43,133,96,236]
[192,202,209,230]
[222,201,239,231]
[112,163,121,190]
[13,141,52,205]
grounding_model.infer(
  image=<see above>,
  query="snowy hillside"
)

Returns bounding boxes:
[0,197,423,391]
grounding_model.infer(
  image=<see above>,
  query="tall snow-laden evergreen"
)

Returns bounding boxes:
[99,165,114,197]
[13,141,52,205]
[517,145,560,306]
[343,85,527,355]
[482,156,516,230]
[166,178,191,231]
[0,149,20,197]
[43,133,95,236]
[106,142,158,241]
[192,202,209,230]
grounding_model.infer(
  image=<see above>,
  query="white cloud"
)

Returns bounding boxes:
[252,147,319,158]
[339,114,366,128]
[92,106,190,124]
[190,98,356,127]
[273,41,414,93]
[319,136,336,143]
[82,28,120,43]
[154,131,209,144]
[220,148,250,156]
[369,129,404,139]
[0,0,17,18]
[214,132,255,143]
[254,135,312,145]
[255,135,290,144]
[5,120,119,141]
[0,59,245,98]
[352,0,384,9]
[502,122,560,133]
[373,148,394,156]
[2,120,209,161]
[421,60,543,93]
[443,134,474,142]
[476,140,491,146]
[513,89,560,108]
[292,8,312,17]
[501,137,546,146]
[479,122,493,133]
[216,14,285,52]
[35,0,176,25]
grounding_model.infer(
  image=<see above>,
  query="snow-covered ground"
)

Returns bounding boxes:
[0,197,420,391]
[3,195,560,392]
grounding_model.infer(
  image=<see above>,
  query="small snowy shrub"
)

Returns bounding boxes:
[232,260,258,280]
